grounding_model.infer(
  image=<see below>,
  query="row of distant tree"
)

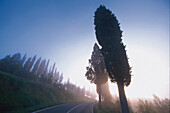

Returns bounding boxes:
[0,53,95,98]
[0,53,62,84]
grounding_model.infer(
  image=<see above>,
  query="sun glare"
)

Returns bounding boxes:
[107,45,169,99]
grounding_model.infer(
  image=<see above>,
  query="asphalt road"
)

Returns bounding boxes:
[32,102,96,113]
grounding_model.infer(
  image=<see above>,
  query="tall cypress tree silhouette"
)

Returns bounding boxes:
[85,43,108,109]
[51,62,56,75]
[20,54,27,68]
[44,59,50,75]
[27,55,36,72]
[94,5,132,113]
[10,53,22,74]
[32,57,41,79]
[37,59,46,77]
[23,57,32,71]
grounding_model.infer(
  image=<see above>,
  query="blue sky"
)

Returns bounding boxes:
[0,0,169,99]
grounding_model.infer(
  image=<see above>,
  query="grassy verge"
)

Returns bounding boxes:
[0,71,92,113]
[94,101,121,113]
[8,102,65,113]
[94,101,134,113]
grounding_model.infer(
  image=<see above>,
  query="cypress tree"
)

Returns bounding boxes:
[44,59,50,75]
[20,54,27,68]
[32,57,41,76]
[37,59,46,81]
[58,73,63,84]
[52,68,59,84]
[51,62,56,75]
[10,53,22,74]
[16,54,26,76]
[23,57,32,71]
[94,5,132,113]
[49,66,52,74]
[27,55,36,72]
[85,43,108,109]
[0,55,11,72]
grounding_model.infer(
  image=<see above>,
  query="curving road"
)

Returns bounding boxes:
[32,102,96,113]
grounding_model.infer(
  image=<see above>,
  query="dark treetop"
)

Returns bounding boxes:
[85,43,108,85]
[94,5,131,86]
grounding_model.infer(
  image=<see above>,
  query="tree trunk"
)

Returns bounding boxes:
[117,82,130,113]
[98,84,102,109]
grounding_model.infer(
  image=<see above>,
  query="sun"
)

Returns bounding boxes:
[107,45,169,99]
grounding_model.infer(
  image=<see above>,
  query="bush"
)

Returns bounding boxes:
[94,99,134,113]
[136,95,170,113]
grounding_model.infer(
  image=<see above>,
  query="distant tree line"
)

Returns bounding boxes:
[0,53,93,98]
[0,53,63,85]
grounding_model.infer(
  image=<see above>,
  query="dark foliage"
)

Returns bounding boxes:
[85,43,108,108]
[32,57,41,76]
[0,71,91,113]
[85,43,108,85]
[94,5,131,86]
[94,5,132,113]
[0,52,92,112]
[0,53,87,96]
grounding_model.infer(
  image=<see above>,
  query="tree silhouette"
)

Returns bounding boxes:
[32,57,41,79]
[10,53,22,74]
[52,68,59,84]
[17,54,26,76]
[47,63,55,83]
[85,43,108,109]
[44,59,50,75]
[20,54,27,68]
[94,5,132,113]
[51,62,56,75]
[0,52,91,103]
[38,59,46,81]
[0,55,11,72]
[27,55,36,72]
[23,57,32,71]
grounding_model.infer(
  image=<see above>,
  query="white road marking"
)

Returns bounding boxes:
[32,103,69,113]
[66,102,86,113]
[91,102,96,113]
[32,102,95,113]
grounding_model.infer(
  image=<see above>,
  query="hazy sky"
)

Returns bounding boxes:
[0,0,169,99]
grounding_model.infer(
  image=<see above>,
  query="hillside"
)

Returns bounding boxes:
[0,71,92,113]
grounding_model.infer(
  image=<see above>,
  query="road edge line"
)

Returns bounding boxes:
[92,102,96,113]
[67,102,85,113]
[32,103,69,113]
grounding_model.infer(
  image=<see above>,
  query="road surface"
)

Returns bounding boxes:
[32,102,96,113]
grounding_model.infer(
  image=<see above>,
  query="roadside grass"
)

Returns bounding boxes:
[94,101,134,113]
[94,101,121,113]
[0,71,92,113]
[8,102,65,113]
